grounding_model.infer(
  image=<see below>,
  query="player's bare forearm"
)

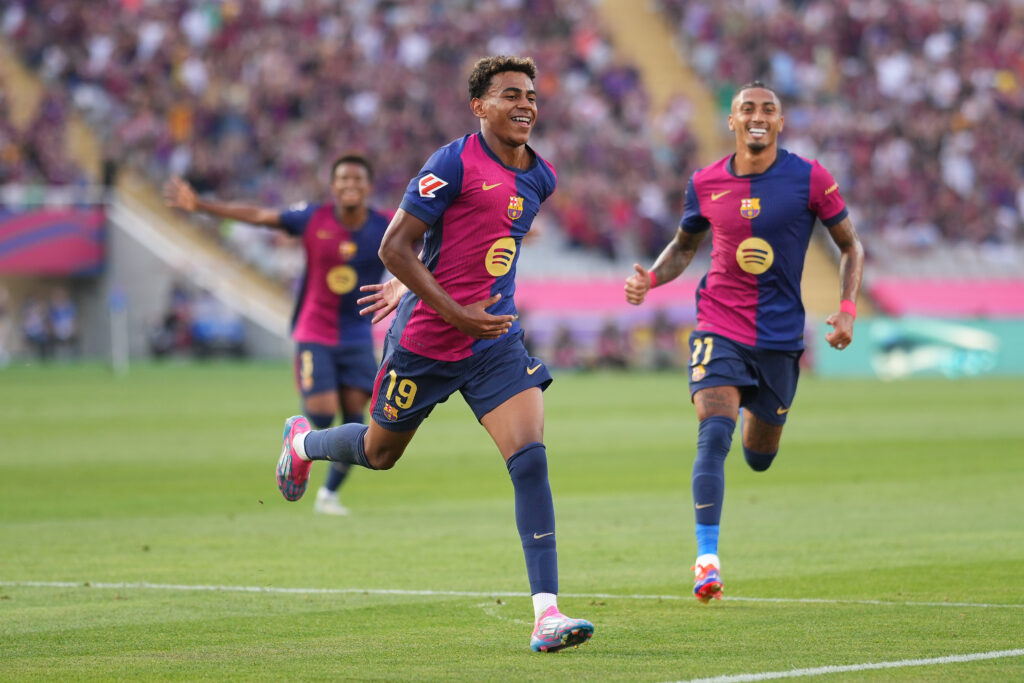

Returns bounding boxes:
[625,228,704,305]
[163,177,282,227]
[824,216,864,350]
[652,229,704,285]
[827,217,864,304]
[193,197,283,228]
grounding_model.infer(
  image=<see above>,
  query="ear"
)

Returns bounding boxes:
[777,114,785,134]
[727,113,736,132]
[470,97,486,120]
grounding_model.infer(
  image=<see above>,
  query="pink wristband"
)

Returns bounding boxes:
[840,299,857,318]
[649,271,658,288]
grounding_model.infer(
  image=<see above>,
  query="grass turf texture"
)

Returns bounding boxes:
[1,362,1022,681]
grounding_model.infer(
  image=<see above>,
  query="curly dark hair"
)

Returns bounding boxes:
[330,153,373,183]
[468,56,537,100]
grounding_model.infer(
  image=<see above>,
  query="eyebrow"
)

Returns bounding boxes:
[500,86,537,97]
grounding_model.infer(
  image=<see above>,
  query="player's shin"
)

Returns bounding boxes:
[302,423,375,469]
[692,415,735,552]
[506,442,558,596]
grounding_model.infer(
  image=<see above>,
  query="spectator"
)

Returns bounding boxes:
[21,294,50,360]
[48,285,78,359]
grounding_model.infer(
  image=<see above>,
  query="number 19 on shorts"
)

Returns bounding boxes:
[385,370,418,409]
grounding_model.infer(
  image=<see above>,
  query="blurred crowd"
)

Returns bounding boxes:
[3,0,1022,278]
[0,284,79,362]
[657,0,1024,268]
[2,0,695,280]
[0,85,88,186]
[148,279,247,358]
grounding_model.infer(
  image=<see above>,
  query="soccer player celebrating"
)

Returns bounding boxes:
[164,155,389,516]
[624,80,864,602]
[274,56,594,653]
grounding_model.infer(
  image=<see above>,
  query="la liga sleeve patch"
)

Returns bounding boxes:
[418,173,449,198]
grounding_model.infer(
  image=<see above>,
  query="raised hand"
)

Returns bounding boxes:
[624,263,652,306]
[163,177,197,212]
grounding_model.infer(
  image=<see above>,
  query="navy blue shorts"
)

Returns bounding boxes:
[294,342,377,397]
[687,331,802,425]
[369,330,553,432]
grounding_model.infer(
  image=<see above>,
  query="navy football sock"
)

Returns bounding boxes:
[506,442,558,595]
[303,423,374,469]
[322,413,364,491]
[743,445,777,472]
[307,412,334,430]
[324,463,351,491]
[692,415,735,527]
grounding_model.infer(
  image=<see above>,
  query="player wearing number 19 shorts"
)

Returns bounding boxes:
[274,56,593,652]
[624,80,865,602]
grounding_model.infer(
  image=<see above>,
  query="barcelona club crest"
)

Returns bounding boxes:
[383,403,398,421]
[507,195,524,220]
[691,364,707,382]
[740,197,761,219]
[338,241,357,260]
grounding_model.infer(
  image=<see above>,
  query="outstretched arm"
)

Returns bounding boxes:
[824,216,864,350]
[378,209,515,339]
[624,228,706,305]
[163,177,283,229]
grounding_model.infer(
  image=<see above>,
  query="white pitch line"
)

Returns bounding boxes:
[670,648,1024,683]
[0,580,1022,610]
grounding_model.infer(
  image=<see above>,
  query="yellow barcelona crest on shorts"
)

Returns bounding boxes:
[740,198,761,219]
[507,195,524,220]
[691,364,707,382]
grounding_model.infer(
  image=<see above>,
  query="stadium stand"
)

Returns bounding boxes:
[656,0,1024,277]
[2,0,700,278]
[4,0,1024,363]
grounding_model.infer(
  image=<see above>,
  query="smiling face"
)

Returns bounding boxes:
[330,161,371,211]
[728,86,784,152]
[471,70,537,148]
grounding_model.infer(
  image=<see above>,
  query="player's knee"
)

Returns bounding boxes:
[743,446,777,472]
[505,442,547,482]
[696,416,735,464]
[364,446,402,470]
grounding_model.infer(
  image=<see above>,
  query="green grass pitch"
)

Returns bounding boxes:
[1,362,1022,681]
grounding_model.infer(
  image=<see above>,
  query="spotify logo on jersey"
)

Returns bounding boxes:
[485,237,517,276]
[326,265,357,294]
[735,237,774,274]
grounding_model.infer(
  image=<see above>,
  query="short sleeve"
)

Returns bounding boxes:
[278,202,318,236]
[809,162,848,227]
[680,176,710,233]
[398,143,465,226]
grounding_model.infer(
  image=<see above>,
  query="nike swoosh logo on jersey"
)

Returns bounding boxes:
[695,503,715,509]
[777,406,790,415]
[482,182,502,191]
[533,532,554,539]
[711,190,731,201]
[526,364,542,375]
